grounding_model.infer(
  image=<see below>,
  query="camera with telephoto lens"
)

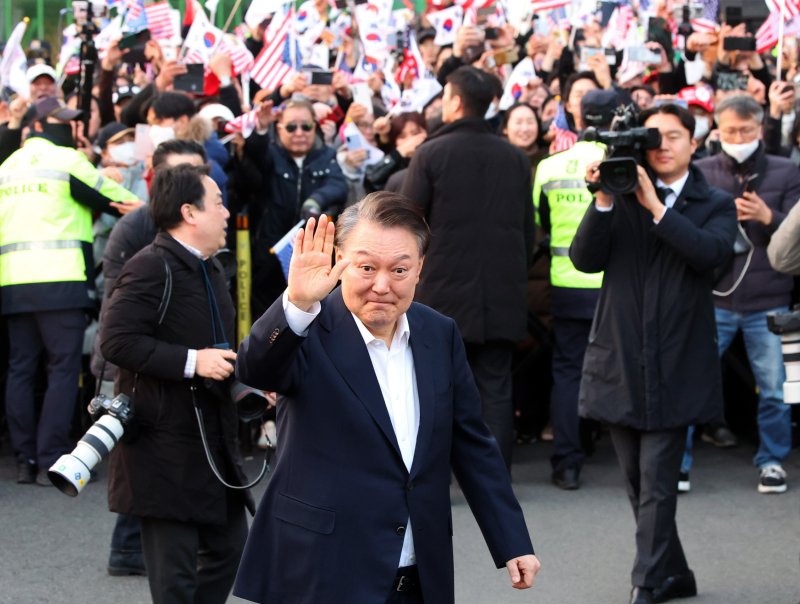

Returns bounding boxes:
[583,104,662,195]
[48,393,133,496]
[767,307,800,404]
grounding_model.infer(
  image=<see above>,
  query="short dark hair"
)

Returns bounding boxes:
[638,103,696,138]
[152,139,207,170]
[149,164,207,231]
[335,191,431,256]
[445,66,497,118]
[151,92,197,121]
[562,72,600,107]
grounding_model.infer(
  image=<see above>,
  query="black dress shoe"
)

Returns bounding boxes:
[552,466,580,490]
[631,587,655,604]
[17,460,36,484]
[35,470,53,487]
[652,570,697,603]
[108,551,147,577]
[701,425,737,448]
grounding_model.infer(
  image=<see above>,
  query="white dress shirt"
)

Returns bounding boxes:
[282,291,420,567]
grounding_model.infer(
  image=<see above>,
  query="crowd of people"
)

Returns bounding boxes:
[0,0,799,602]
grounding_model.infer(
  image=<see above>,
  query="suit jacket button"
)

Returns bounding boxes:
[406,481,414,491]
[396,526,405,536]
[269,328,280,343]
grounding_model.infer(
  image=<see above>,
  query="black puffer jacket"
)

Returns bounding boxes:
[695,144,800,312]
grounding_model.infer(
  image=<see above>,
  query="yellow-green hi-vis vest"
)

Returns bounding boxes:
[533,141,606,289]
[0,137,134,298]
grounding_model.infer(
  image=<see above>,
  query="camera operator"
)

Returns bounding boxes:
[571,103,737,604]
[100,164,254,604]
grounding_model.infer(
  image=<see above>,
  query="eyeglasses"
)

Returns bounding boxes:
[719,125,760,138]
[281,122,314,133]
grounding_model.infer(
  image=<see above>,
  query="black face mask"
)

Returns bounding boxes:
[39,122,76,148]
[541,118,554,133]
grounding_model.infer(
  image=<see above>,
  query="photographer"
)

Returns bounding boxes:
[570,103,737,604]
[100,165,254,604]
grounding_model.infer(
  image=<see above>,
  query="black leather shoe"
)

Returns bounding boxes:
[631,587,655,604]
[17,460,36,484]
[35,470,53,487]
[552,466,580,490]
[652,570,697,603]
[701,425,737,448]
[108,552,147,577]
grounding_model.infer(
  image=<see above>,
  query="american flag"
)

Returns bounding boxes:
[224,105,260,138]
[690,18,719,33]
[251,9,296,92]
[756,12,780,54]
[530,0,571,13]
[219,37,255,76]
[765,0,800,20]
[454,0,495,9]
[548,104,577,154]
[602,4,634,48]
[122,0,143,19]
[145,1,177,40]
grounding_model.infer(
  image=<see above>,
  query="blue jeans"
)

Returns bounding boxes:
[682,307,792,472]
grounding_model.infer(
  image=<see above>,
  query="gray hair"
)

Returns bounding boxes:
[335,191,431,256]
[715,94,764,124]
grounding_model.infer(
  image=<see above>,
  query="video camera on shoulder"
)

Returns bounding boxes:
[583,104,661,195]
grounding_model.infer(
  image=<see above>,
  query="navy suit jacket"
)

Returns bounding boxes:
[233,288,534,604]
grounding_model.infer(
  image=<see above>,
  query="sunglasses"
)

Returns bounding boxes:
[281,122,314,133]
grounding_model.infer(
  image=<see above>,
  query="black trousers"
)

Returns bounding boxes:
[608,425,690,588]
[140,498,248,604]
[464,341,515,469]
[5,309,85,467]
[550,317,591,472]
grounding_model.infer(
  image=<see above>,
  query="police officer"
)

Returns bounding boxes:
[532,89,619,490]
[0,96,141,485]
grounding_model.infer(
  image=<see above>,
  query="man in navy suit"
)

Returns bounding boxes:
[233,192,539,603]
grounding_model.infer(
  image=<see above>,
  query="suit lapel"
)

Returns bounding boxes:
[319,290,403,463]
[408,306,434,480]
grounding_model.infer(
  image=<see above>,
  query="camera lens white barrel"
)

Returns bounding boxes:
[47,415,124,496]
[781,335,800,404]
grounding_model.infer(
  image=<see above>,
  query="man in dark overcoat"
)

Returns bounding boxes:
[101,164,254,604]
[570,103,737,604]
[401,66,534,467]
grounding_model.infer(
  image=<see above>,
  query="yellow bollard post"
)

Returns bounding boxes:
[236,213,252,346]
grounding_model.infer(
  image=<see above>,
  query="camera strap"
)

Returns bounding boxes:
[190,384,270,490]
[713,224,755,297]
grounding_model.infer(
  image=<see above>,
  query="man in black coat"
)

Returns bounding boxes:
[401,66,534,468]
[694,94,800,494]
[571,103,737,604]
[242,98,348,316]
[101,165,254,604]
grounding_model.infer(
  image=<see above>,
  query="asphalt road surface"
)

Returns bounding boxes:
[0,434,797,604]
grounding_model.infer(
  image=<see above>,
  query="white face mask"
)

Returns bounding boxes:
[693,116,710,141]
[108,141,137,167]
[721,139,759,164]
[149,125,175,149]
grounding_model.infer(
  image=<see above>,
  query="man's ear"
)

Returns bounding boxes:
[179,203,195,224]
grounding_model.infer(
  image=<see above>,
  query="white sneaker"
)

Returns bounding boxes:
[758,464,787,494]
[678,472,691,493]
